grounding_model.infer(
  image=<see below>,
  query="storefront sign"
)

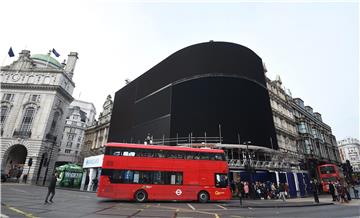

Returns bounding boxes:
[83,155,104,168]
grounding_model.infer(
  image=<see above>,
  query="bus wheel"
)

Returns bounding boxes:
[198,191,209,203]
[134,189,148,203]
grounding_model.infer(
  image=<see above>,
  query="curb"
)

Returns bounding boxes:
[225,202,334,208]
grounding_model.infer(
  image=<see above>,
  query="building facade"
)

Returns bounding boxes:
[56,100,96,166]
[80,95,113,160]
[0,49,78,184]
[338,137,360,172]
[79,95,113,191]
[291,97,341,178]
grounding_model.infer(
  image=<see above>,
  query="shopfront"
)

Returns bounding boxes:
[80,154,103,191]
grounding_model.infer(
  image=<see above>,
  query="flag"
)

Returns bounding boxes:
[8,47,14,57]
[52,48,60,57]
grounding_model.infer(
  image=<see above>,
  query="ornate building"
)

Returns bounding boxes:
[80,95,113,161]
[0,49,78,184]
[338,137,360,172]
[291,97,341,177]
[267,76,299,160]
[56,100,96,166]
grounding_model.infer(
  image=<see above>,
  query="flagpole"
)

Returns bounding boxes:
[45,49,51,68]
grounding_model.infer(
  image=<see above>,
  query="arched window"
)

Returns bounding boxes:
[20,107,36,133]
[0,105,10,129]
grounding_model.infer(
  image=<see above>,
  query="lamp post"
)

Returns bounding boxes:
[244,141,254,199]
[42,139,57,186]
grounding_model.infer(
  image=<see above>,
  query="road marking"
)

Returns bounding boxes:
[187,203,195,210]
[1,214,9,218]
[9,188,29,194]
[214,213,220,218]
[1,203,38,218]
[216,204,227,210]
[127,209,143,217]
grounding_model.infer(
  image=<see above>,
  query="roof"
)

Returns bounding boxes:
[31,54,62,68]
[106,143,224,153]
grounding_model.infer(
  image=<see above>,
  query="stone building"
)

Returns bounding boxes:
[291,97,341,177]
[338,137,360,172]
[80,95,113,161]
[267,76,299,161]
[0,49,78,184]
[56,100,96,166]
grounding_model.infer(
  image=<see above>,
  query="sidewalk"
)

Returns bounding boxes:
[227,195,360,208]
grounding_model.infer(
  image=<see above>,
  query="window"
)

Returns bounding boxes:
[66,142,72,147]
[67,134,75,140]
[104,147,226,161]
[319,166,335,174]
[2,93,14,102]
[215,173,229,188]
[0,105,10,127]
[30,94,40,102]
[75,151,78,155]
[19,107,35,132]
[50,111,60,133]
[65,149,71,153]
[102,169,183,185]
[298,122,307,134]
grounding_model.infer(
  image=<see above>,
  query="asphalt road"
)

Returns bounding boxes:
[1,183,360,218]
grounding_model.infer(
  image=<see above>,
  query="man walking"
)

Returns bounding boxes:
[311,179,320,203]
[329,182,336,201]
[44,172,58,204]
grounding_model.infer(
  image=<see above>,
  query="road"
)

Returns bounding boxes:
[1,183,360,218]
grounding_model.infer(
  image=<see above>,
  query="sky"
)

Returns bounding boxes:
[0,0,358,141]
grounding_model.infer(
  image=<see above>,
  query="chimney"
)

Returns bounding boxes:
[64,52,78,79]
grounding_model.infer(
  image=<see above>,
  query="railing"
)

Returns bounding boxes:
[150,136,222,146]
[227,159,294,170]
[13,129,31,138]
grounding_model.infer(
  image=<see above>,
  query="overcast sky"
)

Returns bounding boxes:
[1,0,358,141]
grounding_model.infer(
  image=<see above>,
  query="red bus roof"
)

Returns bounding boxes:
[318,164,337,167]
[106,142,224,153]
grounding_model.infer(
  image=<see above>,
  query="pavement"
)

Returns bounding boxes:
[2,183,360,218]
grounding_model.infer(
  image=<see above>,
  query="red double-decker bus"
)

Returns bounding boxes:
[97,143,231,202]
[317,164,342,192]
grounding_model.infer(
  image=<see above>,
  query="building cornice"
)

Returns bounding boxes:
[1,83,74,102]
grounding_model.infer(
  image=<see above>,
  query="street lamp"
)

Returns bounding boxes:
[243,141,254,199]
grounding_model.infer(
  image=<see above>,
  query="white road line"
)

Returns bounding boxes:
[1,214,9,218]
[187,203,196,210]
[216,204,227,210]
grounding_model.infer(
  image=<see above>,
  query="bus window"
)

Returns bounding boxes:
[320,166,335,174]
[215,173,228,188]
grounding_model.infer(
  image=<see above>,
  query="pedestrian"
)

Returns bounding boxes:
[311,179,320,203]
[352,185,359,199]
[44,172,59,204]
[244,182,249,198]
[329,182,336,201]
[278,183,286,202]
[16,167,22,183]
[284,183,289,198]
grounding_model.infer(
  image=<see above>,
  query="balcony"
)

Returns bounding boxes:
[13,130,31,138]
[46,133,57,142]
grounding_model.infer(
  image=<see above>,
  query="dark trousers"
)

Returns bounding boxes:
[45,188,55,202]
[313,192,319,203]
[331,192,336,201]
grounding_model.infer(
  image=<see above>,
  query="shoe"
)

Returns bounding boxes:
[44,201,48,204]
[49,200,53,203]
